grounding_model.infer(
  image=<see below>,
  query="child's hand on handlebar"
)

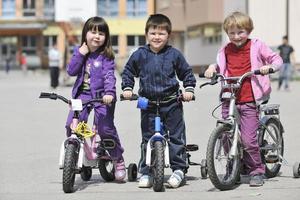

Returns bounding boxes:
[205,64,217,78]
[182,91,194,102]
[122,90,133,99]
[260,65,274,75]
[103,95,114,105]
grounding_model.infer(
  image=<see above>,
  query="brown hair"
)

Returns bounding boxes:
[145,14,172,34]
[81,16,114,60]
[223,11,253,34]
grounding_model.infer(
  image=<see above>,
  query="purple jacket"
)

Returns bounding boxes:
[216,38,283,103]
[67,47,116,98]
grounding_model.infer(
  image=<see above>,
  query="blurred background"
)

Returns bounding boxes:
[0,0,299,77]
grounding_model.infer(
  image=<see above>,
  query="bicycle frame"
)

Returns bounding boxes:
[137,97,171,168]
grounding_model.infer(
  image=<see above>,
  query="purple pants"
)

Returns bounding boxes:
[222,102,265,176]
[65,91,124,162]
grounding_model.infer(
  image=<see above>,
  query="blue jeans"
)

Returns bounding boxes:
[278,63,292,89]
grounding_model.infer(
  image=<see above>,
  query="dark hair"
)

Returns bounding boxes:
[145,14,172,34]
[283,35,288,40]
[81,16,114,59]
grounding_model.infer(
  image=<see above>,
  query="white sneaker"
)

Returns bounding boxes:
[138,175,153,188]
[167,170,184,188]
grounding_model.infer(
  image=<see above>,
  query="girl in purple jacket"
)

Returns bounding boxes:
[204,12,282,187]
[65,16,126,181]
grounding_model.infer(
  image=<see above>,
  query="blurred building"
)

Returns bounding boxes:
[156,0,300,69]
[0,0,154,70]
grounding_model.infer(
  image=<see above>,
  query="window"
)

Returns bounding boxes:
[127,0,147,17]
[2,0,15,18]
[23,0,36,17]
[97,0,118,17]
[111,35,119,54]
[127,35,145,52]
[21,36,36,54]
[44,35,57,52]
[44,0,55,20]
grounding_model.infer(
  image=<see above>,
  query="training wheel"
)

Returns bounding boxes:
[200,159,208,179]
[293,162,300,178]
[127,163,138,181]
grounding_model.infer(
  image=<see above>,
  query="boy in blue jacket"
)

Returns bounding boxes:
[121,14,196,188]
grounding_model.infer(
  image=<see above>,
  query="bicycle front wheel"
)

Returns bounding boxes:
[63,143,78,193]
[152,141,165,192]
[206,124,241,190]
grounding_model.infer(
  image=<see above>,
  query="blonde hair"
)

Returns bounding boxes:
[223,11,253,34]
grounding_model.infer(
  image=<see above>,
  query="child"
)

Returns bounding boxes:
[65,16,126,181]
[204,11,283,187]
[121,14,196,188]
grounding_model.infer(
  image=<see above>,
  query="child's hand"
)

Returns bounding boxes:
[182,91,194,102]
[260,65,274,75]
[205,64,217,78]
[79,42,89,55]
[122,90,133,99]
[103,95,114,105]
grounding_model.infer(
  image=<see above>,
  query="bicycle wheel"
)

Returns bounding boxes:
[98,159,115,181]
[62,143,78,193]
[80,166,92,181]
[258,118,284,178]
[206,124,241,190]
[152,141,165,192]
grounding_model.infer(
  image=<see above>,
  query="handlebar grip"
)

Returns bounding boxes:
[199,72,205,78]
[254,68,274,75]
[39,92,57,99]
[120,94,139,101]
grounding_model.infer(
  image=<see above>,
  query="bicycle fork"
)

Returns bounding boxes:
[145,116,170,168]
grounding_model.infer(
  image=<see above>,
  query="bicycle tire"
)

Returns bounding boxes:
[98,159,115,182]
[206,124,241,190]
[152,141,165,192]
[62,143,78,193]
[258,118,284,178]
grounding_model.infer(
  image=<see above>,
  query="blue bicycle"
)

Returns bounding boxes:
[121,93,198,192]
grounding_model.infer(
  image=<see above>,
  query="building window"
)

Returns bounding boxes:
[97,0,118,17]
[126,0,147,17]
[127,35,145,52]
[21,35,36,54]
[2,0,15,18]
[111,35,118,54]
[23,0,36,17]
[44,35,57,52]
[44,0,55,20]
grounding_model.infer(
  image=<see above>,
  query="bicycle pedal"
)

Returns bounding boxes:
[186,144,199,151]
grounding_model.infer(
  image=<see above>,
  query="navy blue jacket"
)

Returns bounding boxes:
[121,44,196,99]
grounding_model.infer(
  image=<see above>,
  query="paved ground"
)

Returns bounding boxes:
[1,70,300,200]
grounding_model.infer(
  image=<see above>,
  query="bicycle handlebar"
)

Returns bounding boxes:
[120,93,195,103]
[199,68,274,89]
[39,92,104,106]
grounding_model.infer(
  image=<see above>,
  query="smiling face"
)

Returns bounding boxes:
[146,27,169,53]
[227,26,249,47]
[86,28,106,52]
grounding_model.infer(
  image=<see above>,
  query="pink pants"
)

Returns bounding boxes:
[222,102,265,176]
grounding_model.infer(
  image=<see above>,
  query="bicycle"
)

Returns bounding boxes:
[120,93,199,192]
[199,69,284,190]
[39,92,137,193]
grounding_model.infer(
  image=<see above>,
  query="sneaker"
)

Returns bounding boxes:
[138,175,153,188]
[249,174,264,187]
[167,170,185,188]
[114,161,126,181]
